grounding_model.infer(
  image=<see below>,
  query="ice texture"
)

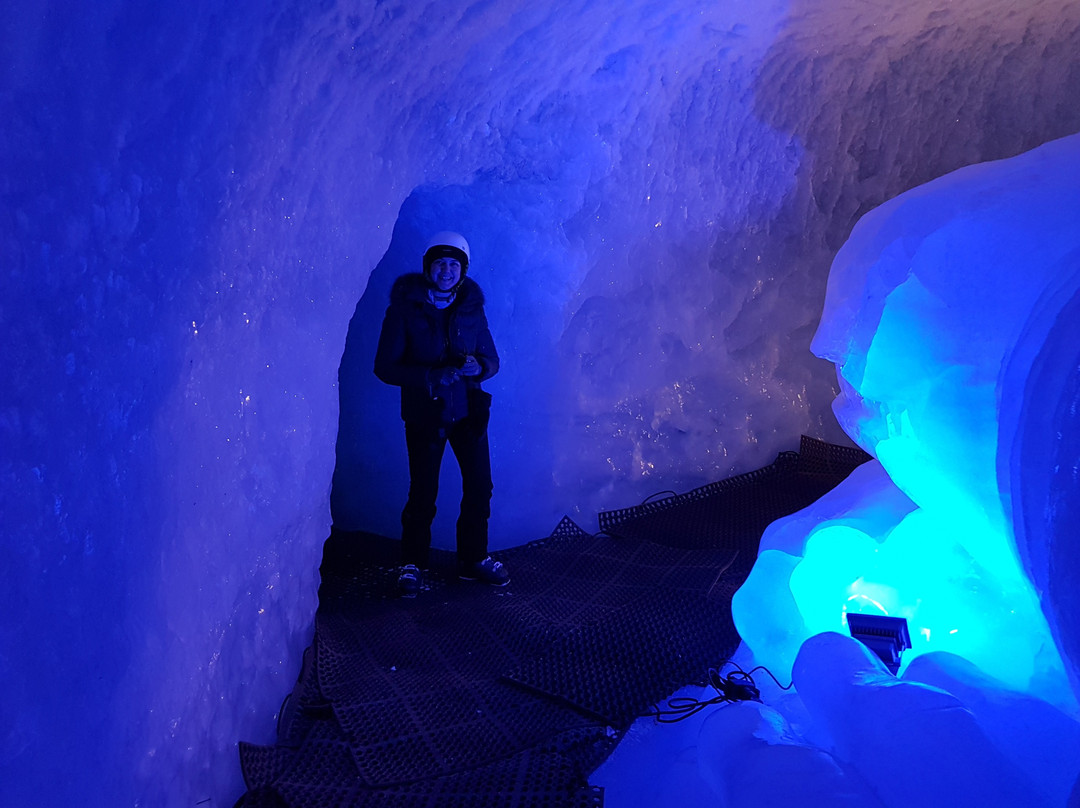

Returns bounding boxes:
[793,633,1048,808]
[903,652,1080,807]
[697,699,885,808]
[734,132,1080,705]
[4,1,1080,807]
[599,642,1080,808]
[600,128,1080,808]
[331,0,1080,543]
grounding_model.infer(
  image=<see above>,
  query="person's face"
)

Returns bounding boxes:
[430,257,462,291]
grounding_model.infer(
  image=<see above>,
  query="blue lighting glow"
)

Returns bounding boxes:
[734,133,1080,707]
[6,2,1080,806]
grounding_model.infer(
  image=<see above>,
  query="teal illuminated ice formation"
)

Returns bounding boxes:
[733,133,1080,706]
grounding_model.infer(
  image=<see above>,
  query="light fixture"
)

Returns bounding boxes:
[846,613,912,674]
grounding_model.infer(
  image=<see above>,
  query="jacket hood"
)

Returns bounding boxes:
[389,273,485,308]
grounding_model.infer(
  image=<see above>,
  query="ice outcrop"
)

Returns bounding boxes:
[735,133,1080,703]
[601,131,1080,808]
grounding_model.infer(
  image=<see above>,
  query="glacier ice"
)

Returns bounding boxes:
[600,133,1080,808]
[697,698,885,808]
[735,132,1080,703]
[903,652,1080,807]
[792,633,1046,808]
[4,1,1080,807]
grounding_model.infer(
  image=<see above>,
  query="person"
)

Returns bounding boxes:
[374,231,510,596]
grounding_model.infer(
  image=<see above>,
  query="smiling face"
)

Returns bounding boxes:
[429,256,462,291]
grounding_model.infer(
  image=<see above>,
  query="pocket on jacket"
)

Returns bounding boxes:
[467,387,492,433]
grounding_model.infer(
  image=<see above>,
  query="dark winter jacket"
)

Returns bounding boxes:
[374,273,499,426]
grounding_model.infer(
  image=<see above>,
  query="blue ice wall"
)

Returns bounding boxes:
[3,1,1080,806]
[330,0,1080,548]
[2,3,350,805]
[601,133,1080,808]
[735,133,1080,704]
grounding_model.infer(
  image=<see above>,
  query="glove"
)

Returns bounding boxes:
[460,355,482,377]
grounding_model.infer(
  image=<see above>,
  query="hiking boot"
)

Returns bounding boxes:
[398,564,422,597]
[459,556,510,587]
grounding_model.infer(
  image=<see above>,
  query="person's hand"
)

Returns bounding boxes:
[429,366,461,387]
[460,355,482,377]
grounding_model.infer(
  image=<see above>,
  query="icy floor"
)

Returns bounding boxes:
[595,641,1080,808]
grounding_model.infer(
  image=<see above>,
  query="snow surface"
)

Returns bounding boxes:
[3,1,1080,806]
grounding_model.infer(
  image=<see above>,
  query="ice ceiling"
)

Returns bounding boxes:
[2,1,1079,806]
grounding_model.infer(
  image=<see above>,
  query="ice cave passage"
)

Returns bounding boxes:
[2,0,1080,806]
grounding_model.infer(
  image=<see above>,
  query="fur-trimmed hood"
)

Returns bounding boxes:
[389,273,485,311]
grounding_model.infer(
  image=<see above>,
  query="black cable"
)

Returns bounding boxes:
[736,663,794,691]
[717,659,793,691]
[641,489,679,505]
[647,692,737,723]
[644,659,793,723]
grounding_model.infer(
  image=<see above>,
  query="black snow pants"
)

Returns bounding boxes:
[400,409,493,568]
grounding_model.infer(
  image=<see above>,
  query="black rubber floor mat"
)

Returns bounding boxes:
[245,726,608,808]
[506,569,741,721]
[235,437,870,808]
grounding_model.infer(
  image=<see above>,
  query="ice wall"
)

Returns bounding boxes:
[1,3,358,806]
[3,1,1080,807]
[600,134,1080,808]
[734,132,1080,704]
[333,0,1080,545]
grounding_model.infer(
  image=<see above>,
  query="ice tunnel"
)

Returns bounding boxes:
[2,0,1080,806]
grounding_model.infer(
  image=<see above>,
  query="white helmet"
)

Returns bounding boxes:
[423,231,470,276]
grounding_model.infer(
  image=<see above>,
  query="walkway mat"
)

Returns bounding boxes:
[235,437,869,807]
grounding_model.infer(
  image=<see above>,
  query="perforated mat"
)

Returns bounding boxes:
[235,437,869,807]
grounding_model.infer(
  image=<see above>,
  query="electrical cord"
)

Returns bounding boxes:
[729,661,794,692]
[641,489,679,505]
[645,660,793,723]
